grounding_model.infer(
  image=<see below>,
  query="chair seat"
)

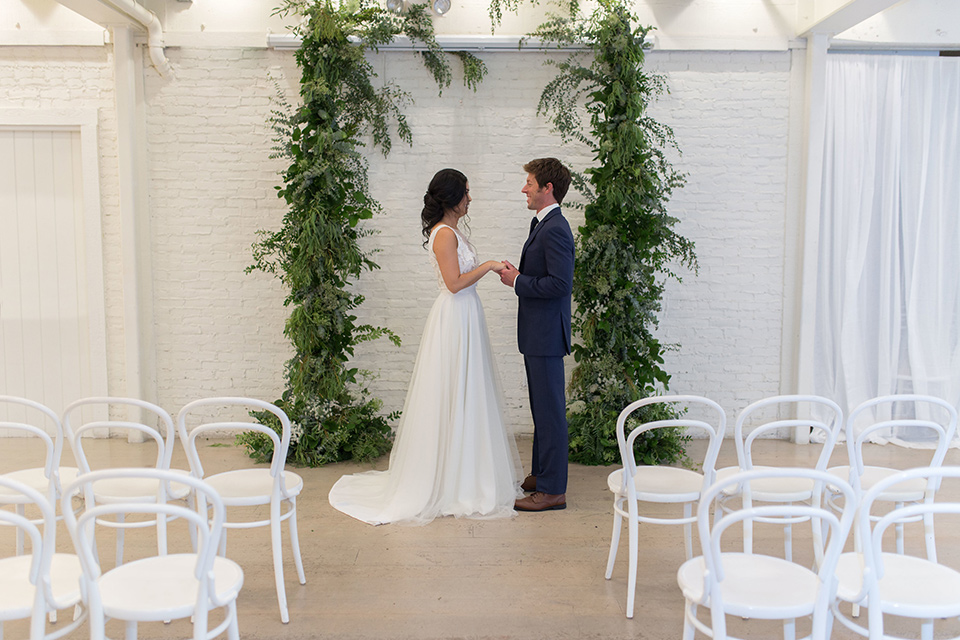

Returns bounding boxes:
[608,466,702,503]
[0,553,83,619]
[91,469,193,503]
[828,465,927,502]
[0,469,52,502]
[677,553,820,619]
[836,551,960,618]
[99,554,244,621]
[715,466,815,502]
[204,469,303,505]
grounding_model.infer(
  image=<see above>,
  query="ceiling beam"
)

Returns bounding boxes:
[798,0,907,37]
[54,0,143,29]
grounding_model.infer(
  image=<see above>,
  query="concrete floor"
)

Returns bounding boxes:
[3,434,960,639]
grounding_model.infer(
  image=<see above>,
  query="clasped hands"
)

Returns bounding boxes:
[490,260,520,287]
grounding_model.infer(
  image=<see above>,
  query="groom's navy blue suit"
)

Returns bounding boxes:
[515,206,575,495]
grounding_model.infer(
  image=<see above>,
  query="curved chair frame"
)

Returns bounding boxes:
[715,395,843,566]
[62,469,243,640]
[832,466,960,640]
[678,468,856,640]
[177,397,305,624]
[606,395,726,619]
[0,476,86,640]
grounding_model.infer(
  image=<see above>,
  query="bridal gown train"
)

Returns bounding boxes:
[328,224,522,525]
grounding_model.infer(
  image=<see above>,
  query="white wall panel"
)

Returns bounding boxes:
[0,125,106,431]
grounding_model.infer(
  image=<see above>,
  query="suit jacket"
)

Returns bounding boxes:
[515,206,575,357]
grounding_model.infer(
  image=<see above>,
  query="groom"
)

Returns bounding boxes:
[499,158,575,512]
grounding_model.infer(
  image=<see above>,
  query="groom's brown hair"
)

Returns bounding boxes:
[523,158,571,204]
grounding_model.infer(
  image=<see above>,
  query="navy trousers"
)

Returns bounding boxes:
[524,354,568,495]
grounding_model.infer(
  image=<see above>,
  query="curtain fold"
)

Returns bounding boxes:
[813,54,960,445]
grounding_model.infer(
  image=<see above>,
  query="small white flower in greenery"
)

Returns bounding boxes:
[569,400,587,415]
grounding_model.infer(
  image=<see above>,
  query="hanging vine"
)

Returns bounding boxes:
[243,0,487,466]
[492,0,697,465]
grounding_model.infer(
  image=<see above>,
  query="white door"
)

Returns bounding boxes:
[0,125,107,428]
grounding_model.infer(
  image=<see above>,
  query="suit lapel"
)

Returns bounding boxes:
[521,207,561,262]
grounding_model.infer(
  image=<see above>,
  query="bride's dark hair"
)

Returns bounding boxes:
[421,168,468,247]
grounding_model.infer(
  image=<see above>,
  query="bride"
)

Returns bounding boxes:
[328,168,522,525]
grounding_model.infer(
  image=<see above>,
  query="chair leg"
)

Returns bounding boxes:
[271,498,289,623]
[626,516,638,619]
[219,529,228,557]
[116,513,125,567]
[895,501,905,555]
[227,602,240,640]
[784,520,793,563]
[783,617,796,640]
[683,503,693,561]
[124,620,137,640]
[287,499,306,585]
[923,511,937,562]
[921,619,933,640]
[605,509,622,580]
[682,601,697,640]
[16,504,25,556]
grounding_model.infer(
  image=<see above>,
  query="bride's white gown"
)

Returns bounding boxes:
[328,224,522,525]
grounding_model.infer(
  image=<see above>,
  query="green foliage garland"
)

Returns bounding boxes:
[244,0,487,466]
[495,0,698,465]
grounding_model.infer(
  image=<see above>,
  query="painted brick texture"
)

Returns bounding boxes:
[3,44,794,434]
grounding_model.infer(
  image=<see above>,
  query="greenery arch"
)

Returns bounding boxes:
[242,0,486,466]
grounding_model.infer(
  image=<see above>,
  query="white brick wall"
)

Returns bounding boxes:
[1,43,796,434]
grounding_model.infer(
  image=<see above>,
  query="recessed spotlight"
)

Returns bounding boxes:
[432,0,451,15]
[385,0,405,14]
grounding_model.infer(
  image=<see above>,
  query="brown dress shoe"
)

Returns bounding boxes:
[520,475,537,492]
[515,492,566,512]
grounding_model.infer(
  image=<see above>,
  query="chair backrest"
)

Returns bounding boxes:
[616,395,726,493]
[858,466,960,575]
[176,397,291,480]
[0,476,60,639]
[61,469,225,584]
[698,469,857,633]
[845,395,958,491]
[0,396,63,496]
[62,397,177,474]
[734,395,844,471]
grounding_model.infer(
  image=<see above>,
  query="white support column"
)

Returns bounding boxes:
[793,32,830,444]
[113,25,158,435]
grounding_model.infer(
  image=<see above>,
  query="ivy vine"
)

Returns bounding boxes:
[494,0,698,465]
[244,0,487,466]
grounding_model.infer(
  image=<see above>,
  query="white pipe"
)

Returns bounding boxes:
[99,0,173,77]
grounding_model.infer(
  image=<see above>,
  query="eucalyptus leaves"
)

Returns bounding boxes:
[244,0,486,465]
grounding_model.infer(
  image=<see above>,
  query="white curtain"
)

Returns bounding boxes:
[813,54,960,445]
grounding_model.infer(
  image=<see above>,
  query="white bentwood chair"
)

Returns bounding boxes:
[605,395,726,619]
[827,394,957,557]
[0,476,86,640]
[832,466,960,640]
[62,397,191,566]
[677,468,856,640]
[177,397,305,624]
[62,469,243,640]
[714,395,843,565]
[0,396,79,556]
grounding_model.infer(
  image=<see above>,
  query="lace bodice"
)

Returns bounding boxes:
[428,224,478,291]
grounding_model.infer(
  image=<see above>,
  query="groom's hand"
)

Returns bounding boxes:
[500,261,520,287]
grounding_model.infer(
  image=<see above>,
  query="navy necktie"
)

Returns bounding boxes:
[529,216,539,235]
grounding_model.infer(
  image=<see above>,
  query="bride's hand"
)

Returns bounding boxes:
[487,260,507,274]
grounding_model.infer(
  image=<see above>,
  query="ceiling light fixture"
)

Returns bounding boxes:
[385,0,405,14]
[432,0,451,16]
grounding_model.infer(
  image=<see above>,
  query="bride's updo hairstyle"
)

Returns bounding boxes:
[421,168,468,247]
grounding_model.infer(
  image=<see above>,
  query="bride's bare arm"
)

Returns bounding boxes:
[433,227,504,293]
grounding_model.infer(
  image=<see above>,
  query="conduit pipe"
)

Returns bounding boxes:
[99,0,173,77]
